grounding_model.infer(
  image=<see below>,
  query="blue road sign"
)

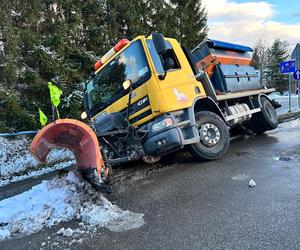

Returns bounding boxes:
[280,60,296,74]
[293,70,300,80]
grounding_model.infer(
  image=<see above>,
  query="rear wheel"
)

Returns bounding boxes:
[188,111,230,161]
[247,96,278,134]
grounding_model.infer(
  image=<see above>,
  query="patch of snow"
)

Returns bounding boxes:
[64,228,73,237]
[34,45,61,61]
[66,171,81,184]
[269,94,298,99]
[50,3,58,13]
[81,196,145,232]
[0,178,78,238]
[62,89,83,109]
[0,172,144,241]
[84,50,99,61]
[0,160,74,187]
[268,92,283,99]
[0,228,10,241]
[249,179,256,187]
[70,239,77,245]
[11,10,21,17]
[57,227,73,237]
[271,95,300,115]
[0,136,75,186]
[0,32,4,54]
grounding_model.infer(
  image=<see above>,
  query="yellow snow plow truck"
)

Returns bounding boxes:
[30,33,279,192]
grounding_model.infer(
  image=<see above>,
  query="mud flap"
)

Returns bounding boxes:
[30,119,110,193]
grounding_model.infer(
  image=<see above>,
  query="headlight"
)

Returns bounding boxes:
[152,118,173,132]
[81,111,88,120]
[94,111,107,123]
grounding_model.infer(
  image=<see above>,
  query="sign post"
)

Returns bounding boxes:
[288,73,291,112]
[293,69,300,108]
[298,80,300,108]
[280,60,296,113]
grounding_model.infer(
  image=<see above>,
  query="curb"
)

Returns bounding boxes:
[278,111,300,123]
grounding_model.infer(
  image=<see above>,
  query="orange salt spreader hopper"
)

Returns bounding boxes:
[30,118,104,176]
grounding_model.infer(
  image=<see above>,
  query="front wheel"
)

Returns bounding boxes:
[188,111,230,161]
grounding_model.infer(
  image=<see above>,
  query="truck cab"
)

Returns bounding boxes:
[85,35,205,125]
[82,33,279,165]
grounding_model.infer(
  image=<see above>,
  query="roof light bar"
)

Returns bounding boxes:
[94,39,130,71]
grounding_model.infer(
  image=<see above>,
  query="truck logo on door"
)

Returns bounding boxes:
[138,97,148,106]
[174,88,188,103]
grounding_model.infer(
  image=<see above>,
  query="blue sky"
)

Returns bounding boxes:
[203,0,300,51]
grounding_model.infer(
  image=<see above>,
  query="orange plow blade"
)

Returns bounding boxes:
[30,119,104,173]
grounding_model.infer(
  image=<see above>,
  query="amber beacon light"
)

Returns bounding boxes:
[94,39,130,71]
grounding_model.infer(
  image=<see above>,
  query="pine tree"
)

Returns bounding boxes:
[169,0,208,48]
[147,0,173,35]
[103,0,150,43]
[0,0,20,86]
[0,0,208,132]
[266,38,289,91]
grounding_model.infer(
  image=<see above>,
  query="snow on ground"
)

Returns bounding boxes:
[268,94,300,115]
[0,171,144,241]
[0,136,75,187]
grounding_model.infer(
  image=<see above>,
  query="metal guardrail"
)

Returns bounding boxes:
[0,131,38,137]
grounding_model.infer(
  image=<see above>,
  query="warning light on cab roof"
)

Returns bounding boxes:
[94,39,130,71]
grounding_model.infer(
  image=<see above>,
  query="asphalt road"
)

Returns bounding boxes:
[2,119,300,250]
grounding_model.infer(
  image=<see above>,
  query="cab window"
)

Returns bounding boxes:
[146,39,180,75]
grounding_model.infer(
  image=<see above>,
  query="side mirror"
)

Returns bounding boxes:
[123,79,132,90]
[152,33,167,55]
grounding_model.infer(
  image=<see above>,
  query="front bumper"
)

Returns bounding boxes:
[143,127,182,155]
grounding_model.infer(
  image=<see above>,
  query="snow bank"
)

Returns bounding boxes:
[0,136,75,186]
[269,95,300,115]
[0,172,144,241]
[81,196,145,232]
[268,92,283,99]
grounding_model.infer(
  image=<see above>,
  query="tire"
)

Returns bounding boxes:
[247,96,278,135]
[142,155,161,164]
[188,111,230,161]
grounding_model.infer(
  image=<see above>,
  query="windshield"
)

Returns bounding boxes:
[86,40,150,111]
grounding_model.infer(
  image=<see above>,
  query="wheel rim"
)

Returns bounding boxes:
[265,102,277,124]
[199,123,221,147]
